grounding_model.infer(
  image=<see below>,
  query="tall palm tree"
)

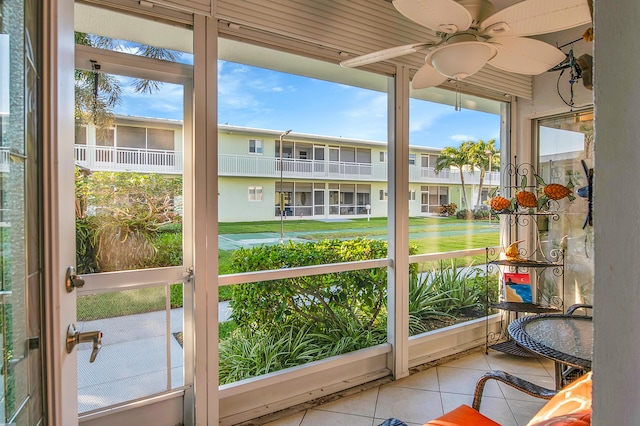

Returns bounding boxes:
[435,142,474,212]
[468,139,499,209]
[74,32,180,139]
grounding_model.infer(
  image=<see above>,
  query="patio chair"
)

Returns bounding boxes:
[566,303,593,316]
[379,369,591,426]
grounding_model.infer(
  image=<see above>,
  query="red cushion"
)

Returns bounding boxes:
[422,404,500,426]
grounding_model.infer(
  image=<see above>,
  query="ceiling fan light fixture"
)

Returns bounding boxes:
[427,41,497,80]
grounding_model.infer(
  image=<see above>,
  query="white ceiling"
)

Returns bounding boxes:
[74,0,591,113]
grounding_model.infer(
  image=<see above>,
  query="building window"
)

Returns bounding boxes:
[409,189,416,201]
[409,153,416,165]
[249,139,263,154]
[248,186,263,201]
[379,190,387,201]
[380,152,387,163]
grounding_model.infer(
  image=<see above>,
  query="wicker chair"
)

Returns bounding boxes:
[566,303,593,316]
[472,370,557,411]
[379,370,591,426]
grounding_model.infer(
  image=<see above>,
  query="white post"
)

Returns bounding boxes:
[279,130,291,243]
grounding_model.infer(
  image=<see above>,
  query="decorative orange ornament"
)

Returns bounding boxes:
[490,196,510,211]
[516,190,538,208]
[544,183,572,201]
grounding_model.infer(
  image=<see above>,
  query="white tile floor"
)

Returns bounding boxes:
[259,349,556,426]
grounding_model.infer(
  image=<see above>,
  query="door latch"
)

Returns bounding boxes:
[66,324,103,363]
[65,266,85,292]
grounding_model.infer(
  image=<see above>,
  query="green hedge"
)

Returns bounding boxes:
[229,238,416,334]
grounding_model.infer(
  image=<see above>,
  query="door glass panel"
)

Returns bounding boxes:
[537,111,594,307]
[1,0,44,422]
[74,69,188,414]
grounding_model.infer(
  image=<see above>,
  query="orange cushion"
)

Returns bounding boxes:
[526,372,592,426]
[422,404,500,426]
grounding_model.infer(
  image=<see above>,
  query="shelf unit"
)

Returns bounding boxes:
[484,159,567,356]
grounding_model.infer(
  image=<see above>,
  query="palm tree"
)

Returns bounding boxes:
[74,32,180,139]
[435,142,474,212]
[468,139,499,209]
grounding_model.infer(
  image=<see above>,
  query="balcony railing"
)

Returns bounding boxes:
[219,153,499,185]
[73,146,500,185]
[74,145,183,174]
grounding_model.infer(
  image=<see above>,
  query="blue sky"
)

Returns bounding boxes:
[114,60,501,149]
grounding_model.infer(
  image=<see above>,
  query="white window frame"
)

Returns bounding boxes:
[249,186,263,201]
[248,139,263,155]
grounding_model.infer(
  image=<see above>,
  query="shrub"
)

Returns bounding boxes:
[474,209,490,219]
[229,238,404,334]
[456,209,474,219]
[439,203,458,216]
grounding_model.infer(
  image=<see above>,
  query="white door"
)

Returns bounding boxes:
[71,45,194,425]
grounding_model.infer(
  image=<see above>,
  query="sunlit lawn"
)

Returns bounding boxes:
[78,216,499,320]
[218,216,500,273]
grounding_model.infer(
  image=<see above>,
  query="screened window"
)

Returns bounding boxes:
[117,125,146,148]
[147,128,174,151]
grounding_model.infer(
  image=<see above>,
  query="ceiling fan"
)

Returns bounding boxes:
[340,0,592,89]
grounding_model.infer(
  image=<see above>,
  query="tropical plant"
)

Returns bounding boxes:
[408,269,455,335]
[74,169,183,272]
[468,139,499,209]
[74,32,181,137]
[435,142,474,212]
[229,238,406,334]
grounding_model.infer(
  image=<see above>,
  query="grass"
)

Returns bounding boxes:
[77,216,499,320]
[218,216,500,273]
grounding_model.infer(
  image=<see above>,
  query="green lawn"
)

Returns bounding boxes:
[77,217,499,318]
[218,216,500,274]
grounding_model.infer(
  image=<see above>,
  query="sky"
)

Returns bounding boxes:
[113,59,501,149]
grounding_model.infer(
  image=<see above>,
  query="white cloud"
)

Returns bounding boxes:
[449,134,476,142]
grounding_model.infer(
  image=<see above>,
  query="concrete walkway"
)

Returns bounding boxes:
[77,302,234,413]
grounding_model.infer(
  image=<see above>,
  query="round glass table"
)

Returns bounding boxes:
[508,314,593,389]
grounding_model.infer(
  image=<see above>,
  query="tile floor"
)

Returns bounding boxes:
[260,348,556,426]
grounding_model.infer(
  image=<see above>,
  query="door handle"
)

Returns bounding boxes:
[65,266,85,292]
[66,324,103,363]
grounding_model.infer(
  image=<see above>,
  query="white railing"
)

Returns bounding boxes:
[74,145,183,174]
[217,154,387,181]
[73,146,500,185]
[219,154,500,185]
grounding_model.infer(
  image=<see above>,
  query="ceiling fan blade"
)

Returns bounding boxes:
[481,0,592,37]
[412,63,448,89]
[487,37,566,75]
[393,0,472,33]
[340,43,433,68]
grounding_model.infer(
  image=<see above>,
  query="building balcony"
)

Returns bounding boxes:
[74,145,183,174]
[73,146,500,185]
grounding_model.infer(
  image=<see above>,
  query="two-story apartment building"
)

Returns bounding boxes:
[74,117,499,222]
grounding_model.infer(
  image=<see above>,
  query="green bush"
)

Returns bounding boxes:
[229,238,405,334]
[474,209,490,219]
[218,321,385,385]
[426,260,485,316]
[456,209,474,220]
